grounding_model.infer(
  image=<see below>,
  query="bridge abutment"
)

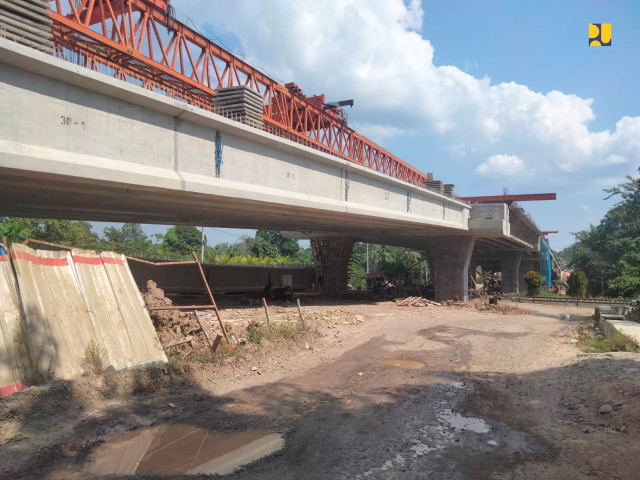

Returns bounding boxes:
[310,237,355,297]
[427,236,475,302]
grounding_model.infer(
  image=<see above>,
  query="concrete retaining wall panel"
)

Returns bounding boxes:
[10,244,94,380]
[0,252,34,396]
[71,249,135,370]
[128,261,315,295]
[100,252,166,366]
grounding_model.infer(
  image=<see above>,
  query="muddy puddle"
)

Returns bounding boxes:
[83,425,284,476]
[380,359,425,369]
[437,409,491,433]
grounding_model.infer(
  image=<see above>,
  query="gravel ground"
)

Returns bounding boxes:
[0,298,638,479]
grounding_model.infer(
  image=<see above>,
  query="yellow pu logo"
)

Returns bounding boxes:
[589,23,611,46]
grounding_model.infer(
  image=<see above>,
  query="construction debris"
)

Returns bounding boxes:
[397,297,442,307]
[142,280,222,355]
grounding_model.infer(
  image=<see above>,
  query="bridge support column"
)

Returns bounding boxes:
[427,236,475,302]
[499,251,523,294]
[518,257,541,293]
[310,237,354,297]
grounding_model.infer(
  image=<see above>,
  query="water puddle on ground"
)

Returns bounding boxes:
[83,425,284,476]
[437,409,491,433]
[380,359,425,369]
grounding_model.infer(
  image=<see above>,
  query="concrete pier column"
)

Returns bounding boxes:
[427,236,475,302]
[499,251,523,294]
[310,237,354,297]
[518,257,540,293]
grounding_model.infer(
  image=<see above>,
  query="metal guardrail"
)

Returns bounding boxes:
[510,296,630,306]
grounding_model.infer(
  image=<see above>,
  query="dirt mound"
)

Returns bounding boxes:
[142,280,210,356]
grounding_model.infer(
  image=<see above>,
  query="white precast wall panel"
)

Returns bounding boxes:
[10,244,94,380]
[100,252,166,366]
[3,245,166,390]
[71,249,135,370]
[0,252,34,396]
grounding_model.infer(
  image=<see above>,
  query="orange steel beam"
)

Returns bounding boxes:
[47,0,429,187]
[458,193,557,204]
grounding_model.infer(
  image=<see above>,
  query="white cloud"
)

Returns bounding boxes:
[476,154,526,177]
[351,123,406,143]
[602,154,628,165]
[177,0,640,194]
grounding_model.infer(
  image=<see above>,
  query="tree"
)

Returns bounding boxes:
[163,225,205,256]
[250,230,301,259]
[104,223,148,244]
[561,168,640,298]
[0,218,100,248]
[567,268,588,299]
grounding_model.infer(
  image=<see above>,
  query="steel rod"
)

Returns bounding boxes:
[148,305,214,311]
[191,251,229,343]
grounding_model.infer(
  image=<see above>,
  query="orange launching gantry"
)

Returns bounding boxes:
[48,0,429,186]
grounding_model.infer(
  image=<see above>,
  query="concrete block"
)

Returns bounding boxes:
[600,318,640,345]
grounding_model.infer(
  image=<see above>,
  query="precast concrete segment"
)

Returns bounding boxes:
[0,39,469,239]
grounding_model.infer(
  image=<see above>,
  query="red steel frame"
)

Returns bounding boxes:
[48,0,429,186]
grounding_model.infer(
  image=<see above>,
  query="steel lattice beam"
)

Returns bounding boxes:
[47,0,429,187]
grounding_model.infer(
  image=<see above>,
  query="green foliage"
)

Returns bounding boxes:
[580,331,640,353]
[523,270,543,296]
[348,242,429,289]
[561,168,640,298]
[163,225,205,256]
[246,321,315,344]
[567,268,588,298]
[0,218,101,248]
[103,223,153,256]
[250,230,303,259]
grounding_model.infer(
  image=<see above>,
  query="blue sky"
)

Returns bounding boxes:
[109,1,640,251]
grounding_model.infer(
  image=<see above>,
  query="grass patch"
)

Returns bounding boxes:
[84,339,104,375]
[246,320,318,345]
[578,321,640,353]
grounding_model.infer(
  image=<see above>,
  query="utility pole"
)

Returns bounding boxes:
[201,226,205,263]
[366,243,369,274]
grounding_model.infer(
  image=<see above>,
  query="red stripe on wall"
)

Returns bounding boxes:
[101,256,125,266]
[0,255,7,262]
[11,250,68,266]
[0,381,32,397]
[72,256,103,265]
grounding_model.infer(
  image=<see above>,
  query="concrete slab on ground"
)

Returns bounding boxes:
[600,318,640,345]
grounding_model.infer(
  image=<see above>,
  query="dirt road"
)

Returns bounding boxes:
[1,300,639,479]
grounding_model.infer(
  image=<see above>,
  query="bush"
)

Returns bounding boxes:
[567,268,588,298]
[523,270,543,296]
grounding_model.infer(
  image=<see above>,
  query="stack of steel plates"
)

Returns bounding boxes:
[0,0,53,53]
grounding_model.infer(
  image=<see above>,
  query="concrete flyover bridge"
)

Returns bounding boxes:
[0,34,549,300]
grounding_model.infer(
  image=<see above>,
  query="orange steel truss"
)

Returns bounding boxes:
[48,0,429,186]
